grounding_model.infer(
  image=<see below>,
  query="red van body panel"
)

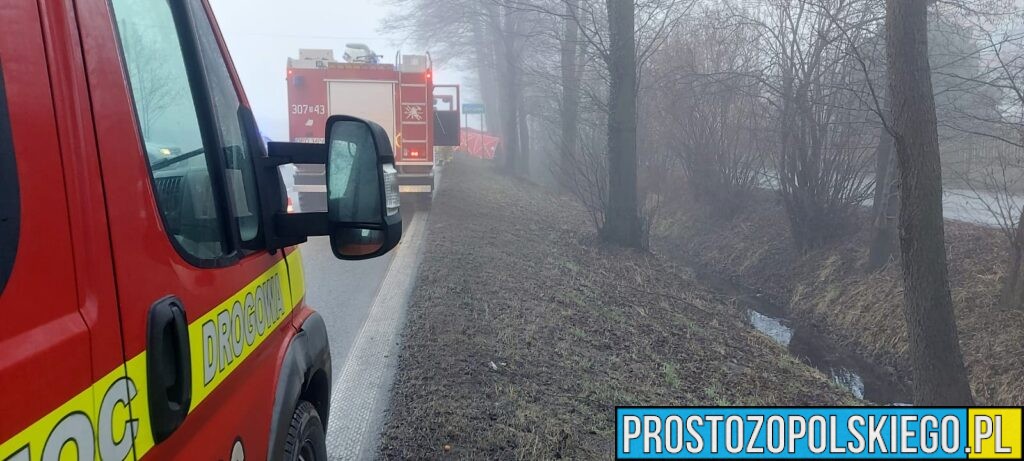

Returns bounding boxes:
[0,0,322,459]
[0,0,100,445]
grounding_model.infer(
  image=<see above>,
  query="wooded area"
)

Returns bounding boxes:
[387,0,1024,404]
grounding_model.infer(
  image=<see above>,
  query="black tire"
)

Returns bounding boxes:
[282,401,327,461]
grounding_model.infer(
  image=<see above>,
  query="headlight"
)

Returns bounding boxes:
[382,163,399,216]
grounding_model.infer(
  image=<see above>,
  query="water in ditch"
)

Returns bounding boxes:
[694,270,912,405]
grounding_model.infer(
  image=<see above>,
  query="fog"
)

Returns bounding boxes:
[207,0,466,142]
[217,0,1022,428]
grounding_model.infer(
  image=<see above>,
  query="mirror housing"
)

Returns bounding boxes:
[324,116,401,259]
[255,116,401,260]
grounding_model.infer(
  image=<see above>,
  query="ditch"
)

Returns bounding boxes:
[691,268,913,405]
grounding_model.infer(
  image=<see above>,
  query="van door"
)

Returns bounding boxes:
[0,1,129,459]
[78,0,296,457]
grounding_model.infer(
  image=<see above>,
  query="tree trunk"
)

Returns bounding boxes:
[499,70,520,174]
[1000,242,1024,309]
[518,101,531,177]
[867,129,899,270]
[472,18,499,137]
[559,0,581,179]
[999,209,1024,309]
[489,4,521,175]
[871,127,894,218]
[602,0,642,248]
[886,0,974,405]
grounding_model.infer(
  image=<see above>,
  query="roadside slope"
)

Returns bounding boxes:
[380,158,853,459]
[657,192,1024,405]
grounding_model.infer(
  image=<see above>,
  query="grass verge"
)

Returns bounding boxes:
[380,158,854,460]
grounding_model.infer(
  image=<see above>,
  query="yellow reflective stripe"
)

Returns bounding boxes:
[285,248,305,308]
[0,360,136,460]
[124,353,148,459]
[187,258,291,408]
[1,258,297,460]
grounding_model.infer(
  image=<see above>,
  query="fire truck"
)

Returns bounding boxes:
[287,46,461,211]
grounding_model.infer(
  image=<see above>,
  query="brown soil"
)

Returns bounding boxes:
[379,158,855,460]
[656,190,1024,405]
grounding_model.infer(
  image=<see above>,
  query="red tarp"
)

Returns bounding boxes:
[460,128,499,159]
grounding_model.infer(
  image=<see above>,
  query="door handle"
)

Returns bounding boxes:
[146,295,192,443]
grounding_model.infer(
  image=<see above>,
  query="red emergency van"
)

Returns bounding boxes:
[0,0,402,459]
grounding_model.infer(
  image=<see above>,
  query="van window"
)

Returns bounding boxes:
[111,0,228,259]
[0,64,18,295]
[190,0,261,243]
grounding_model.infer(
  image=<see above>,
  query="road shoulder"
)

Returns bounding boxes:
[325,212,428,460]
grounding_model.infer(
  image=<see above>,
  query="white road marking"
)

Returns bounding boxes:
[325,211,428,460]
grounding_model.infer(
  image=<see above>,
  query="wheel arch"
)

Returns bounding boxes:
[267,311,331,461]
[300,367,330,429]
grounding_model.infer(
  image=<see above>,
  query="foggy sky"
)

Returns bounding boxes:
[208,0,466,141]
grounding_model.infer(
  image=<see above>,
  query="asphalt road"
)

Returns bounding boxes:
[299,236,395,380]
[295,197,425,460]
[297,199,419,381]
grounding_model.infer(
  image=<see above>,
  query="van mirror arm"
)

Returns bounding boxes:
[266,142,326,165]
[255,142,329,250]
[274,212,329,238]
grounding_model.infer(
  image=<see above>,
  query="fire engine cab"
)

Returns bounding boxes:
[0,0,400,459]
[287,47,461,211]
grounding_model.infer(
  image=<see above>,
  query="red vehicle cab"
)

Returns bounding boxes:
[0,0,401,459]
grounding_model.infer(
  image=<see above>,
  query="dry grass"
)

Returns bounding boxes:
[380,158,854,460]
[658,190,1024,405]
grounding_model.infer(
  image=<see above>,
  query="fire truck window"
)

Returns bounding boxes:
[111,0,228,260]
[0,63,18,295]
[191,0,260,243]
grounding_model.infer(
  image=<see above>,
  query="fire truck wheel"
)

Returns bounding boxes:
[283,400,327,461]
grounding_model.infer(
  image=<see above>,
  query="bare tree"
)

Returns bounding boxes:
[492,0,688,243]
[649,8,769,219]
[820,0,904,270]
[387,0,537,177]
[938,13,1024,310]
[745,0,877,252]
[867,127,900,269]
[956,144,1024,310]
[603,0,643,248]
[564,119,610,230]
[119,21,184,136]
[560,0,583,176]
[493,3,528,175]
[886,0,974,405]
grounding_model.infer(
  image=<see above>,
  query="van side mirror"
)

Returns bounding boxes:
[256,115,401,260]
[325,116,401,259]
